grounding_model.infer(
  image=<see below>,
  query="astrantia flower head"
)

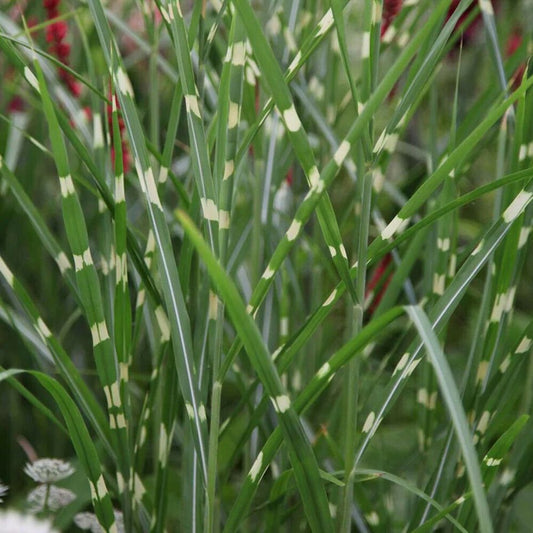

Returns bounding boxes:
[24,459,74,483]
[0,482,8,503]
[0,509,58,533]
[27,485,76,513]
[74,512,101,532]
[74,510,124,533]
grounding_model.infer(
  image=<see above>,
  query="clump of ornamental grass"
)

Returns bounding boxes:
[0,0,532,532]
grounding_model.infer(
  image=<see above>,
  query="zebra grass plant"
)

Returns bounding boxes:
[0,0,532,531]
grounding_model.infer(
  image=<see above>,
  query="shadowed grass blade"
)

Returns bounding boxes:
[176,209,334,532]
[405,305,492,533]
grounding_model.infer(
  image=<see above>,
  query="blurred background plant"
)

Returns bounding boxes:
[0,0,532,531]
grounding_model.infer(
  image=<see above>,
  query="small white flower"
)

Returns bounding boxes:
[74,510,124,533]
[0,482,8,502]
[74,512,100,532]
[0,509,58,532]
[24,459,74,483]
[27,485,76,513]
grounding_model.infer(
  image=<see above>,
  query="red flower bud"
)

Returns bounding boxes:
[45,7,59,19]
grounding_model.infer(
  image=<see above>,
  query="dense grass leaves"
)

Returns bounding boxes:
[0,1,532,531]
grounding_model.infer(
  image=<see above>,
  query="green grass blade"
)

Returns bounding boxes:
[0,370,116,531]
[176,209,334,532]
[233,0,358,303]
[31,56,133,510]
[0,254,114,458]
[222,306,404,531]
[405,305,492,533]
[85,0,209,486]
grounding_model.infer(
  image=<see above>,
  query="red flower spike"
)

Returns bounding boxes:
[381,0,403,38]
[446,0,500,52]
[285,167,293,187]
[45,7,59,20]
[43,0,61,9]
[8,96,25,113]
[51,42,71,60]
[27,17,39,30]
[43,0,81,98]
[506,29,525,92]
[66,78,82,98]
[46,21,68,43]
[506,29,522,57]
[58,67,69,82]
[111,145,131,174]
[107,89,131,173]
[447,1,481,45]
[122,143,131,173]
[365,253,393,316]
[509,65,525,92]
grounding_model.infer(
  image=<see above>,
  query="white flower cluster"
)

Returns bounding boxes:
[24,459,75,483]
[5,456,126,531]
[23,457,76,522]
[27,485,76,513]
[0,482,8,503]
[0,509,58,533]
[74,510,124,533]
